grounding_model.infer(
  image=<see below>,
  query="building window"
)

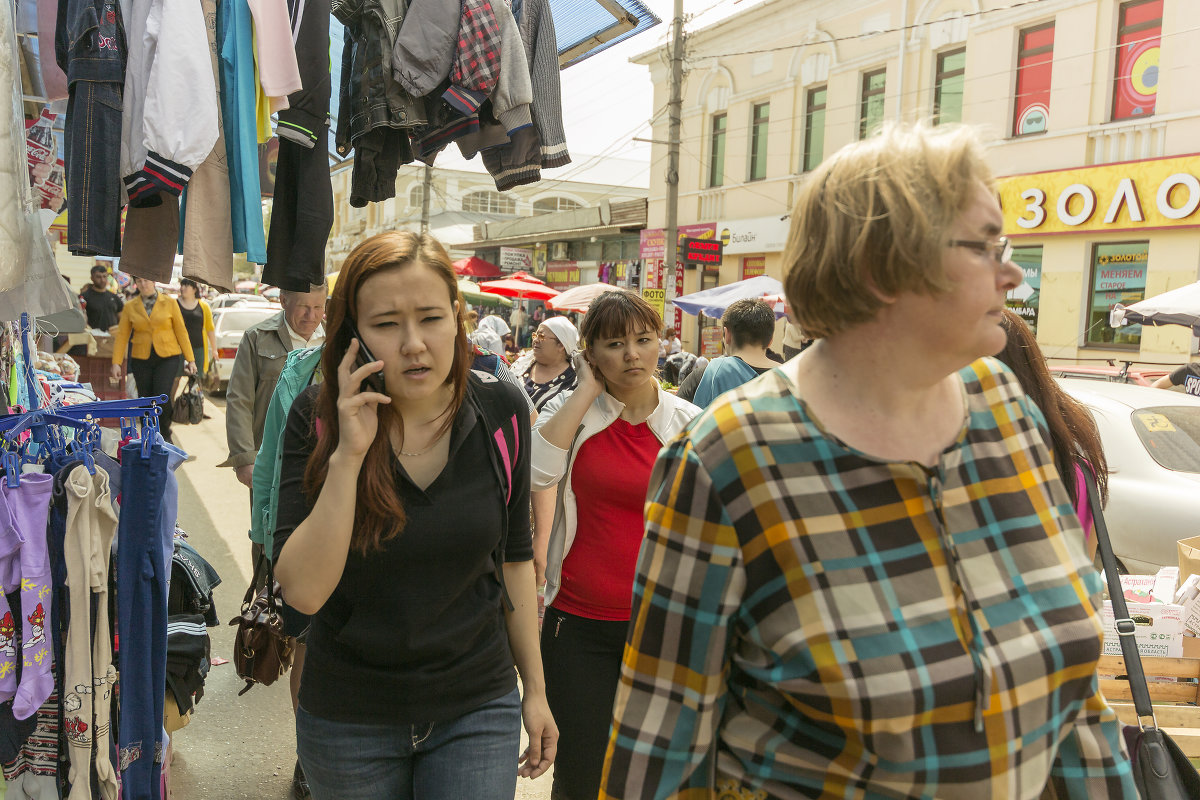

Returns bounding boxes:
[1112,0,1162,121]
[462,190,517,215]
[533,197,582,214]
[1087,241,1148,347]
[708,113,727,187]
[934,48,966,125]
[802,86,826,172]
[408,183,425,209]
[1014,22,1055,136]
[859,68,886,138]
[1006,246,1043,333]
[748,102,770,181]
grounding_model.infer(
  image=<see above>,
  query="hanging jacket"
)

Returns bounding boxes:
[390,0,460,98]
[218,0,268,264]
[333,0,425,159]
[247,0,302,110]
[276,0,333,148]
[120,0,219,206]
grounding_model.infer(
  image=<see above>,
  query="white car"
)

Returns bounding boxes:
[212,306,280,391]
[1058,378,1200,573]
[210,292,274,310]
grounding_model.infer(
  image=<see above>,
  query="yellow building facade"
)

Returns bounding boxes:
[635,0,1200,363]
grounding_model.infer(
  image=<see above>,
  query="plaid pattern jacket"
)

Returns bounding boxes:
[600,358,1135,800]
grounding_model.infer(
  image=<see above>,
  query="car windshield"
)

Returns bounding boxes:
[218,310,273,333]
[1130,406,1200,473]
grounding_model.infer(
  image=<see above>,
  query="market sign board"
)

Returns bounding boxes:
[717,215,791,254]
[639,223,717,259]
[642,288,665,319]
[499,247,533,271]
[546,261,580,290]
[997,155,1200,236]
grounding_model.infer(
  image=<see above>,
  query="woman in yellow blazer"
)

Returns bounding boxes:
[111,277,196,442]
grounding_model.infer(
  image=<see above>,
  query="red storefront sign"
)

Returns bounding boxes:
[742,256,766,279]
[546,261,580,290]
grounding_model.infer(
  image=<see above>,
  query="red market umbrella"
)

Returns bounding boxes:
[505,270,546,284]
[546,282,618,313]
[453,256,503,277]
[479,278,561,301]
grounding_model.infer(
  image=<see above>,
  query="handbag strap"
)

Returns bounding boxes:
[243,551,282,613]
[1084,467,1158,728]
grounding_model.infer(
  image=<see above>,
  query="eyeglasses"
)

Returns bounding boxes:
[533,331,559,344]
[948,236,1013,264]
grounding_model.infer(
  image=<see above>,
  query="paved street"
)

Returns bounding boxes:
[165,396,553,799]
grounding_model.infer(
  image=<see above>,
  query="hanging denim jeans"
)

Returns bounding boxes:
[116,441,169,800]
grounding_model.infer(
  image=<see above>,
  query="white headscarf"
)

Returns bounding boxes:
[470,314,512,353]
[541,316,579,354]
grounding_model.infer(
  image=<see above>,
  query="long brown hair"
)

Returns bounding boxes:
[996,309,1108,506]
[303,231,472,554]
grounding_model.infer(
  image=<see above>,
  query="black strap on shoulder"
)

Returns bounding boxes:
[1085,470,1158,726]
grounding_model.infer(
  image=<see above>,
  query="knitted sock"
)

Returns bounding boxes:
[0,592,19,701]
[63,465,102,798]
[89,468,120,800]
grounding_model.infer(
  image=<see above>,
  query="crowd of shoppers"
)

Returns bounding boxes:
[139,121,1143,800]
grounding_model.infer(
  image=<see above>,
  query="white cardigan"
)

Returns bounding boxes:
[531,387,700,608]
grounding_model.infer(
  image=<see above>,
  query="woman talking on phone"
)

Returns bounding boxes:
[273,231,556,799]
[531,290,699,799]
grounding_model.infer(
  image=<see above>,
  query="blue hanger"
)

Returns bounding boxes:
[0,411,100,487]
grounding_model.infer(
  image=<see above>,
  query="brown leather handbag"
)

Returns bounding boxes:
[228,554,294,696]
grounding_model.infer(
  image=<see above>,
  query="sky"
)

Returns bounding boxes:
[441,0,753,185]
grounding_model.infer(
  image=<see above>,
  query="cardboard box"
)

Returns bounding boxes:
[1101,600,1185,658]
[1179,536,1200,583]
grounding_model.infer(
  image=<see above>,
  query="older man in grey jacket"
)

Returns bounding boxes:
[221,284,326,485]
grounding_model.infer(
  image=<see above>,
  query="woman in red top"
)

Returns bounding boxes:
[530,291,699,799]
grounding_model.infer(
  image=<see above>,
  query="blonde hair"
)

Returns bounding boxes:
[783,123,994,338]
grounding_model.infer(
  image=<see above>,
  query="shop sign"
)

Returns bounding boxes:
[639,223,717,259]
[679,237,722,266]
[742,256,766,279]
[532,244,547,277]
[700,325,722,357]
[643,288,665,319]
[997,155,1200,235]
[546,261,579,289]
[717,216,791,254]
[499,247,533,271]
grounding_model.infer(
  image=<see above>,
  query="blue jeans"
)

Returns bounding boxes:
[116,441,171,800]
[296,687,522,800]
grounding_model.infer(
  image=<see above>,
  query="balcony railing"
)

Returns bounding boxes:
[1088,120,1167,165]
[698,188,725,220]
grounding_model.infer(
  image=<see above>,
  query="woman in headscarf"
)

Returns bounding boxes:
[509,316,580,412]
[470,314,511,355]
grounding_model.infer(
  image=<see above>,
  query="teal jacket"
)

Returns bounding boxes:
[251,345,323,556]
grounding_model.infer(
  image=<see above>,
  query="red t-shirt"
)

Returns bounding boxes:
[555,419,662,621]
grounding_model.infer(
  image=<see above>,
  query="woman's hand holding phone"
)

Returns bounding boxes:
[335,338,390,462]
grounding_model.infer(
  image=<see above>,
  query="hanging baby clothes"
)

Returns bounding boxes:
[63,464,119,800]
[0,474,56,721]
[248,0,302,113]
[178,0,236,294]
[261,0,334,292]
[218,0,268,265]
[54,0,126,257]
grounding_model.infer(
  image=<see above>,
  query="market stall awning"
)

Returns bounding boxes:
[480,278,560,301]
[453,256,503,277]
[546,282,618,313]
[673,276,787,319]
[1111,280,1200,336]
[458,278,512,307]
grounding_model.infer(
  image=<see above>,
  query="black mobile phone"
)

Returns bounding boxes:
[349,323,385,394]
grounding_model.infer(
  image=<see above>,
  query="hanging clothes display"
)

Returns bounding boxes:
[0,321,223,799]
[261,0,334,292]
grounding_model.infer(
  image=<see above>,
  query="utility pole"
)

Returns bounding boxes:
[420,164,432,234]
[663,0,684,311]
